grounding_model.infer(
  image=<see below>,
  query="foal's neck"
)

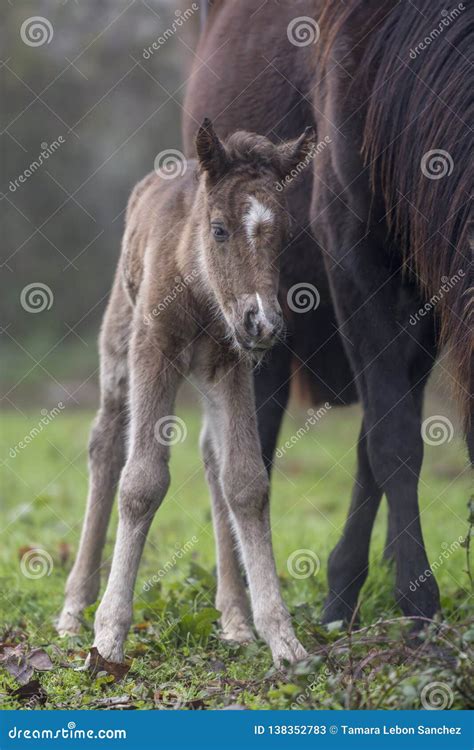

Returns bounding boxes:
[175,179,214,307]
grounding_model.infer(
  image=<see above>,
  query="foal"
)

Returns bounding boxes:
[58,120,315,666]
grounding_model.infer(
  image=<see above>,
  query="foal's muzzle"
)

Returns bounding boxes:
[234,294,283,352]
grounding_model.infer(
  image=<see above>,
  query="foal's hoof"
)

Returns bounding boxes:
[92,631,125,664]
[272,637,308,669]
[220,613,255,644]
[56,608,82,636]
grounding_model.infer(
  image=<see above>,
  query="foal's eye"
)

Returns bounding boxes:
[211,224,229,242]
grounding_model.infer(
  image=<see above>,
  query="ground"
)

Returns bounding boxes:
[0,400,472,710]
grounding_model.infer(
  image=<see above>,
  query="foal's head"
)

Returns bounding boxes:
[195,119,315,355]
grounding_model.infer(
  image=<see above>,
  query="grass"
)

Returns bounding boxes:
[0,399,472,710]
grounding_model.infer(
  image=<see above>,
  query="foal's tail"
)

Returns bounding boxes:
[359,0,473,428]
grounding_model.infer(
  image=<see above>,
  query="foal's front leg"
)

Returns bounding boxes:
[210,363,307,667]
[93,323,182,662]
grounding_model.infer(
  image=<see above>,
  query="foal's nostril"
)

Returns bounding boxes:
[244,308,258,335]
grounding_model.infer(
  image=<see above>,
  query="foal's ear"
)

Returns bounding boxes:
[275,126,317,178]
[196,118,228,181]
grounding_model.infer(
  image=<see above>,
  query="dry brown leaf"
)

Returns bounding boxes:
[87,647,130,682]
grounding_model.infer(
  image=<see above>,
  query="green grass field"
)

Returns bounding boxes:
[0,402,472,710]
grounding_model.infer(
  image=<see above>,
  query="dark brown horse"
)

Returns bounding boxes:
[184,0,473,626]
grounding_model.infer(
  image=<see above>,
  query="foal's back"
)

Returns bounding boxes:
[120,166,197,306]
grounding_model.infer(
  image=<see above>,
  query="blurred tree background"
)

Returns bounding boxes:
[1,0,200,406]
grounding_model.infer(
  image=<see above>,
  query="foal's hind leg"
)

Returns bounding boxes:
[200,422,254,643]
[57,283,130,635]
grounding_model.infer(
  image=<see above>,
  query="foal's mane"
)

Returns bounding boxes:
[318,0,473,424]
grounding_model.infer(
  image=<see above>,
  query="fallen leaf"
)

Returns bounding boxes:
[9,679,47,706]
[2,653,33,685]
[87,647,130,682]
[29,648,53,671]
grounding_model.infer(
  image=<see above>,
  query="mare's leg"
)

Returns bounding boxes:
[324,310,436,623]
[200,421,254,643]
[318,215,440,622]
[323,421,383,623]
[57,280,131,635]
[205,361,307,666]
[254,340,292,473]
[383,321,437,561]
[93,318,182,661]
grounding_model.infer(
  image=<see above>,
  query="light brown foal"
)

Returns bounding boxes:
[57,119,315,666]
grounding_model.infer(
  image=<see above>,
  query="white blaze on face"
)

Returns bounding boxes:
[244,195,274,247]
[255,292,273,328]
